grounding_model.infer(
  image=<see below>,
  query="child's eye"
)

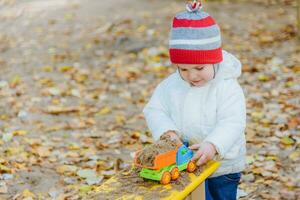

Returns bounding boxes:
[196,67,204,71]
[181,69,187,72]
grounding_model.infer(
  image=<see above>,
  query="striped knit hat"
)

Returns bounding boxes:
[169,1,223,64]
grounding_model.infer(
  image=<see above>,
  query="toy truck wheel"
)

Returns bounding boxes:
[160,171,171,185]
[187,161,196,172]
[171,167,180,180]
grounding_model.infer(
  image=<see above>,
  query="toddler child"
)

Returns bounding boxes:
[143,1,246,199]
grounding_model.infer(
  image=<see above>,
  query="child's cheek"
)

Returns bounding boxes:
[182,72,189,82]
[204,69,214,81]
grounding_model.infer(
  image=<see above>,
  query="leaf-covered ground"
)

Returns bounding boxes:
[0,0,299,199]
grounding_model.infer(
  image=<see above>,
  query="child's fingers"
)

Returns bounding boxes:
[189,144,201,150]
[196,154,207,166]
[191,149,203,161]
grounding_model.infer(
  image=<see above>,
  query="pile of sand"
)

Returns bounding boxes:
[90,165,203,199]
[136,134,177,167]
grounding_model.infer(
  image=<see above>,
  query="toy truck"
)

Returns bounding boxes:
[134,144,197,184]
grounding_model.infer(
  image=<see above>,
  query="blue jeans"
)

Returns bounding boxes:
[205,172,241,200]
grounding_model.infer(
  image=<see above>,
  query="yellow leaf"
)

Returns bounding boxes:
[285,81,294,87]
[0,164,11,173]
[85,43,93,49]
[150,55,161,62]
[44,105,81,114]
[64,13,74,20]
[10,75,21,88]
[22,189,35,198]
[12,163,26,171]
[257,74,270,81]
[289,151,299,161]
[141,89,149,97]
[131,131,141,139]
[97,107,111,115]
[0,114,8,120]
[158,46,169,57]
[12,130,28,136]
[51,98,61,105]
[59,66,74,73]
[68,143,80,150]
[291,65,300,73]
[259,35,274,43]
[5,147,23,155]
[74,74,88,83]
[79,185,92,193]
[115,114,125,124]
[252,167,263,174]
[281,136,295,145]
[38,78,54,86]
[151,66,167,72]
[96,161,107,170]
[56,165,78,174]
[251,112,264,121]
[137,25,147,33]
[35,146,51,157]
[265,155,277,161]
[42,66,53,72]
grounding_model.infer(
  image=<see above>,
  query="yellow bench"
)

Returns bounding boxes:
[92,160,220,200]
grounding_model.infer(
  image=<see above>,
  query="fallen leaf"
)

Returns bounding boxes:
[73,73,88,83]
[12,130,28,136]
[77,169,97,179]
[79,185,92,193]
[280,136,295,145]
[56,165,78,175]
[44,105,81,114]
[257,74,270,81]
[97,107,111,115]
[42,66,53,72]
[59,66,74,73]
[251,111,264,121]
[35,146,51,157]
[288,151,299,161]
[22,189,35,198]
[10,75,21,88]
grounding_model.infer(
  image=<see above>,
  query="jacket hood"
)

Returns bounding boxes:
[215,50,241,81]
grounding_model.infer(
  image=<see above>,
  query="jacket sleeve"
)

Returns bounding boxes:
[143,83,180,141]
[204,80,246,158]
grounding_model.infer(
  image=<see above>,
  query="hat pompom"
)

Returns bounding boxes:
[186,0,203,12]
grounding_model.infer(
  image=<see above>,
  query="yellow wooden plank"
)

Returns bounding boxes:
[162,160,220,200]
[93,160,220,200]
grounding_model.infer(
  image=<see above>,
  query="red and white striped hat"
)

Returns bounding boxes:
[169,1,223,64]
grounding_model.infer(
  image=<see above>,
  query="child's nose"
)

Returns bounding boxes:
[188,71,198,81]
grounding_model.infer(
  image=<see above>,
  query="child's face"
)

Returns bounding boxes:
[177,64,214,87]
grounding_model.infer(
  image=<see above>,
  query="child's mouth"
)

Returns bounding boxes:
[191,80,203,85]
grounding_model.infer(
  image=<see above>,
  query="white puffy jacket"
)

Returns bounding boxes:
[143,50,247,177]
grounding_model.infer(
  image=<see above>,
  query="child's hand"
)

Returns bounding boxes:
[189,142,217,166]
[160,130,182,145]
